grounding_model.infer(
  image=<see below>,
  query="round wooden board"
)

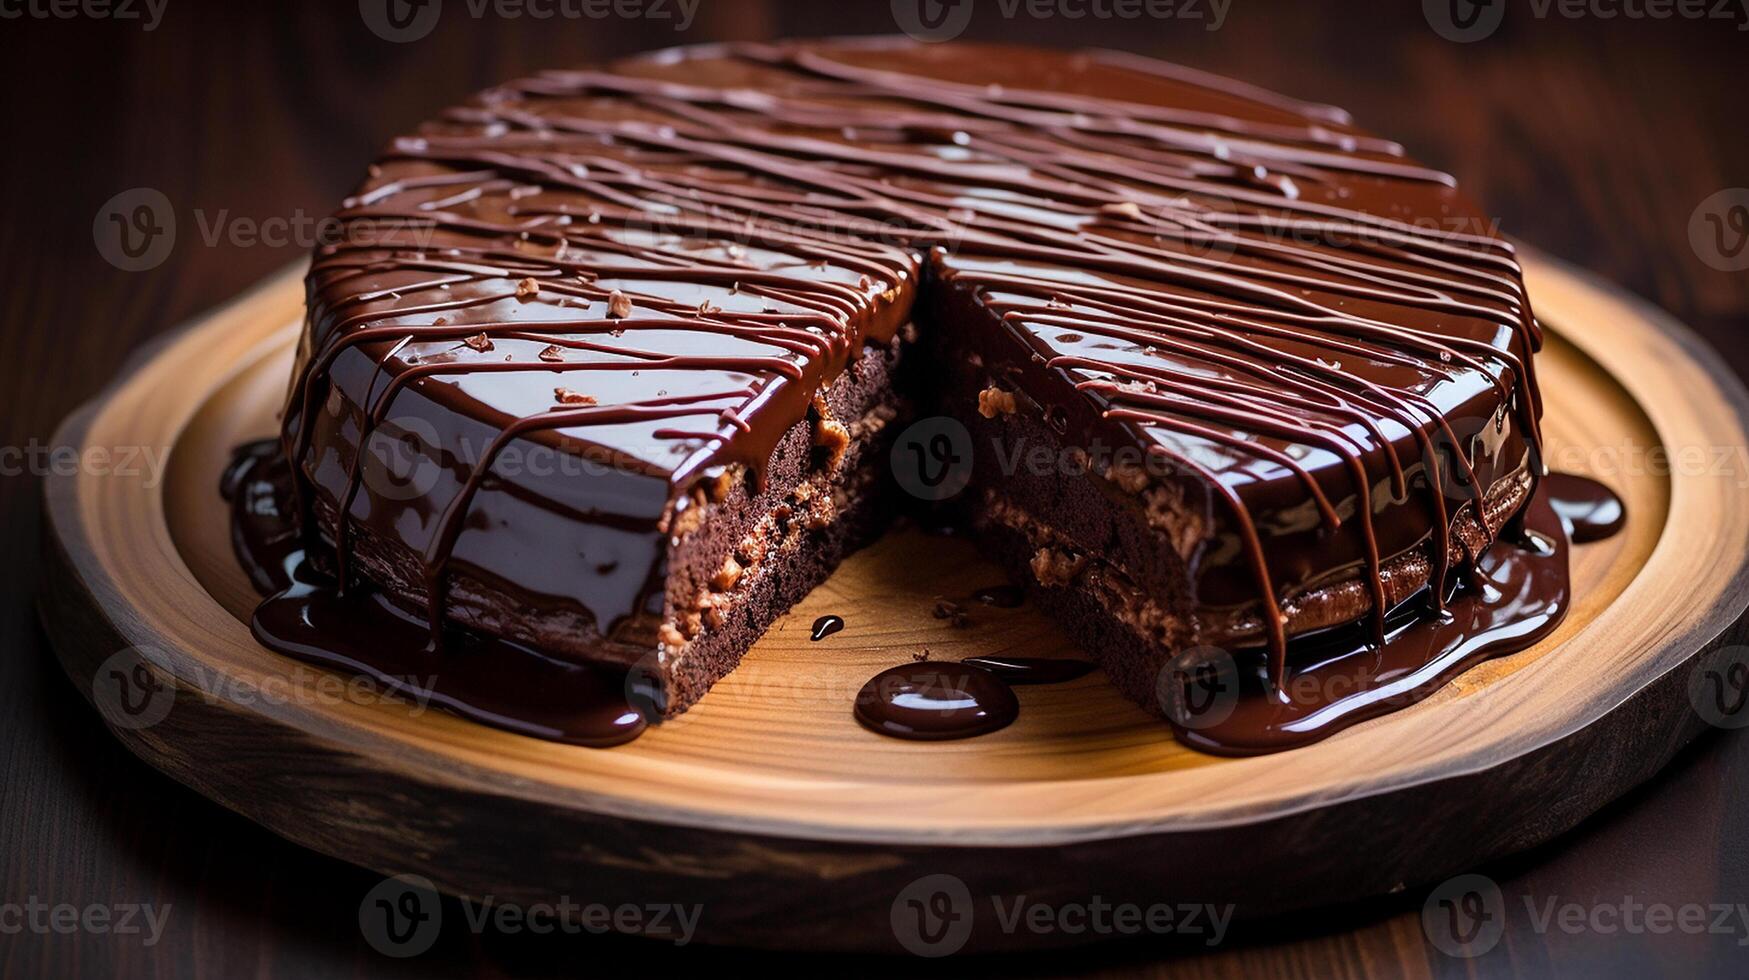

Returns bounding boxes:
[39,250,1749,954]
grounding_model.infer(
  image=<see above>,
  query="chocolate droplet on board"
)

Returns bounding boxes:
[854,661,1018,740]
[810,614,845,641]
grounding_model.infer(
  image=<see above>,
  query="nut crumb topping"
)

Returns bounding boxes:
[657,623,686,652]
[538,345,565,362]
[712,555,743,592]
[1109,461,1151,495]
[554,387,597,406]
[814,415,850,469]
[463,332,493,352]
[607,290,633,318]
[978,386,1018,418]
[515,277,540,298]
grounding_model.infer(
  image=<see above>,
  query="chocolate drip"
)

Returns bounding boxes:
[278,38,1550,700]
[1162,481,1619,755]
[228,442,646,747]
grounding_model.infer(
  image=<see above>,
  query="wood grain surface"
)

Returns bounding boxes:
[5,2,1749,976]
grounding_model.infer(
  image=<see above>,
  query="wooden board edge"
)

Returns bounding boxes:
[38,508,1749,951]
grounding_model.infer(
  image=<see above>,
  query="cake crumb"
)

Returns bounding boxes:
[1031,547,1087,588]
[516,277,540,299]
[607,290,633,318]
[932,599,970,629]
[978,386,1017,418]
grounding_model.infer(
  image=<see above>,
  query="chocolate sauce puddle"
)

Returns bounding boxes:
[1163,481,1615,755]
[1543,473,1626,543]
[226,440,646,747]
[853,662,1019,740]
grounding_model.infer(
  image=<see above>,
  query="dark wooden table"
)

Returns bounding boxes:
[4,2,1747,976]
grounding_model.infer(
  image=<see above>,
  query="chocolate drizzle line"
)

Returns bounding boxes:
[281,39,1547,694]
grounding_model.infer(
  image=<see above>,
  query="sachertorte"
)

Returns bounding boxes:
[272,38,1547,732]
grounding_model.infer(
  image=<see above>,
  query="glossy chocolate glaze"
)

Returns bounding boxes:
[283,39,1544,690]
[228,440,646,746]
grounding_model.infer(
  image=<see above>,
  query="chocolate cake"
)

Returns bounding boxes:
[266,38,1560,744]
